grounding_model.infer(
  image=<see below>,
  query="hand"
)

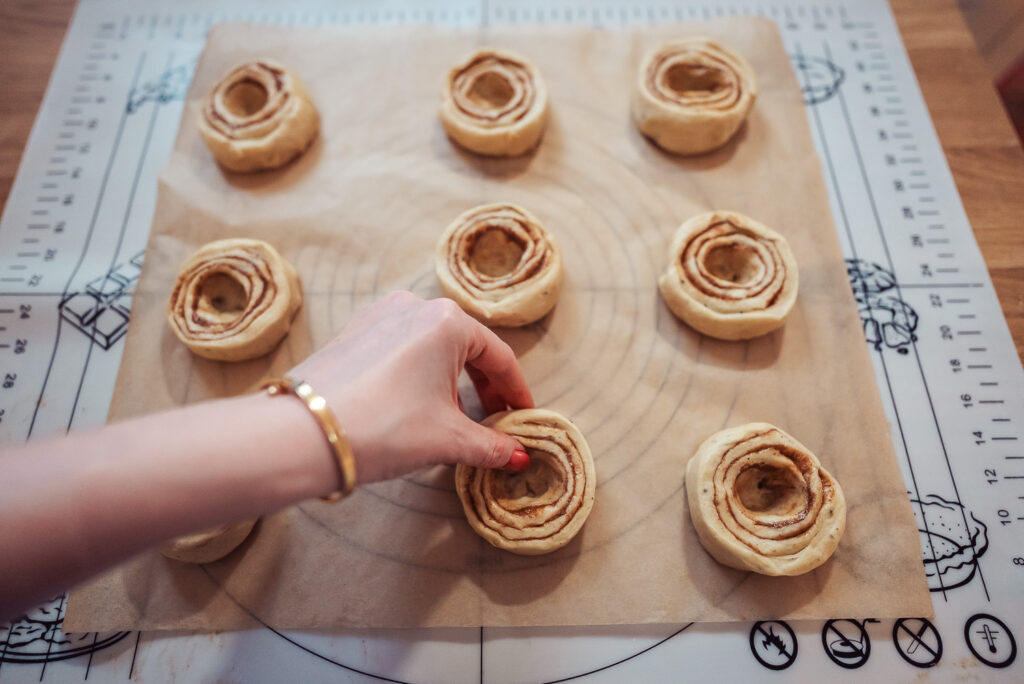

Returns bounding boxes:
[288,291,535,484]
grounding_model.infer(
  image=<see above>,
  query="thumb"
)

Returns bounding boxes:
[451,417,525,470]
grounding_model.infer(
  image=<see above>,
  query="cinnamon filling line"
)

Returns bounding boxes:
[645,48,744,110]
[462,421,590,543]
[710,429,838,556]
[170,248,277,342]
[450,54,536,127]
[447,206,553,297]
[204,61,290,137]
[678,219,787,311]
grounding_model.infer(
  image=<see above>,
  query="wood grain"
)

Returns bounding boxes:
[1,0,1022,359]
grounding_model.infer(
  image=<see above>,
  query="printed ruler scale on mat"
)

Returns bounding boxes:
[0,0,1019,681]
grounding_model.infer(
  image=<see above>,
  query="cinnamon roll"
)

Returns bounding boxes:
[198,59,320,172]
[685,423,846,576]
[439,48,549,157]
[658,211,798,340]
[435,203,563,327]
[632,38,756,155]
[168,238,303,361]
[455,409,597,555]
[160,519,257,564]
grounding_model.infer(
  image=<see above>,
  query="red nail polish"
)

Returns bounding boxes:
[505,449,530,472]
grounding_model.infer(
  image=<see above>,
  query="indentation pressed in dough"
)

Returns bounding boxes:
[468,71,515,109]
[663,62,727,95]
[704,243,763,284]
[223,79,269,117]
[469,226,526,277]
[734,458,806,516]
[493,453,561,508]
[196,272,248,324]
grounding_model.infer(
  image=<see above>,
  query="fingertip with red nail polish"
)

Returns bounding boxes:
[505,448,531,472]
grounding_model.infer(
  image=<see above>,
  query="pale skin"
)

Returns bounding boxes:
[0,291,533,621]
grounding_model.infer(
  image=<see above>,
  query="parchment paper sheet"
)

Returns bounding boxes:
[64,19,933,631]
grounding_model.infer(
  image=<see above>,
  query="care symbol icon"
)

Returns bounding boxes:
[964,614,1017,668]
[892,617,942,668]
[822,619,874,669]
[749,620,798,670]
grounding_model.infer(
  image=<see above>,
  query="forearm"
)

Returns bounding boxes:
[0,391,334,618]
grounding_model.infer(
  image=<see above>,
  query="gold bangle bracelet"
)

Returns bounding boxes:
[262,376,356,502]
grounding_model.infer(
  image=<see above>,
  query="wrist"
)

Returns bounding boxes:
[262,378,356,501]
[236,390,340,502]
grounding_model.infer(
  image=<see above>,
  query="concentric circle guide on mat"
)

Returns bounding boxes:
[0,0,1021,681]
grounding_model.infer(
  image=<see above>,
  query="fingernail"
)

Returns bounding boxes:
[505,449,530,472]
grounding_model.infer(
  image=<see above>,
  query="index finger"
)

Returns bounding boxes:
[463,318,535,411]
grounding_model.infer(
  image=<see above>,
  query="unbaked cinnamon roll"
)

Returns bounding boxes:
[686,423,846,576]
[455,409,596,555]
[435,203,563,327]
[658,211,798,340]
[198,59,320,172]
[168,238,303,361]
[439,48,549,157]
[160,519,257,564]
[632,38,756,155]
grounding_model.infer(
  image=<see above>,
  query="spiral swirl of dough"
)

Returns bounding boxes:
[686,423,846,576]
[168,238,302,361]
[436,203,563,327]
[440,49,549,156]
[455,409,597,555]
[658,211,798,340]
[632,38,756,155]
[198,59,319,172]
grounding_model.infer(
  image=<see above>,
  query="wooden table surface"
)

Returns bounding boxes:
[2,0,1023,361]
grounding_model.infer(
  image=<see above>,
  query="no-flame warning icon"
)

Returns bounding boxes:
[749,620,798,670]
